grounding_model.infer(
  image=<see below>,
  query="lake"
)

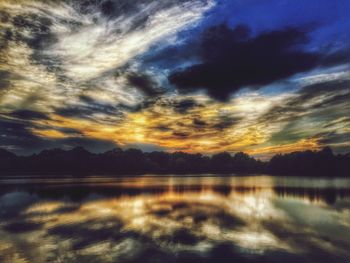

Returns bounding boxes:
[0,175,350,263]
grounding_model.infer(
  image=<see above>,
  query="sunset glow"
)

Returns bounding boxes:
[0,0,349,157]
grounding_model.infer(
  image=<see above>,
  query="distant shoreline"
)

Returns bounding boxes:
[1,146,349,177]
[0,173,348,179]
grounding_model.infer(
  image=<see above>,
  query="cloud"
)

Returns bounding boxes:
[259,78,350,124]
[0,105,120,154]
[169,24,331,101]
[211,115,242,131]
[54,96,124,124]
[0,70,11,90]
[0,118,50,154]
[43,0,214,81]
[192,118,206,127]
[0,0,349,157]
[259,78,350,153]
[321,46,350,68]
[169,98,203,114]
[127,73,164,97]
[8,109,49,120]
[0,0,215,134]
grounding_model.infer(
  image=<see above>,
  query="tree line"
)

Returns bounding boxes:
[0,146,348,176]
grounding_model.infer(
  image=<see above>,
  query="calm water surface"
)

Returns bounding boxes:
[0,175,350,263]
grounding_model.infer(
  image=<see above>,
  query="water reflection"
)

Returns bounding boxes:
[0,176,350,263]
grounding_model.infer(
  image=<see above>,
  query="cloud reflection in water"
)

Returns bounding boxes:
[0,176,350,263]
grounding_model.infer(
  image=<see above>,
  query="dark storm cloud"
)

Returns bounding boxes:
[172,131,190,138]
[0,19,12,52]
[169,24,327,101]
[170,98,203,114]
[55,106,122,123]
[100,0,116,17]
[192,118,206,127]
[0,70,11,90]
[0,118,49,154]
[56,127,83,136]
[55,96,124,121]
[154,125,172,132]
[0,119,36,139]
[127,73,164,97]
[0,10,10,23]
[212,115,242,131]
[8,110,49,120]
[55,107,92,118]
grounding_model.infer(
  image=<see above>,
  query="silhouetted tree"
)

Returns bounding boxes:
[0,147,348,176]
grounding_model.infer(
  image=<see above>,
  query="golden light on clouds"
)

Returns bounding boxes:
[246,138,323,160]
[0,0,349,156]
[28,92,327,156]
[31,128,69,139]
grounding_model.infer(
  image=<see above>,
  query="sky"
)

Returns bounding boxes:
[0,0,349,158]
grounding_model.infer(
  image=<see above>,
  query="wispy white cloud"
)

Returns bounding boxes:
[0,0,214,113]
[46,0,214,81]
